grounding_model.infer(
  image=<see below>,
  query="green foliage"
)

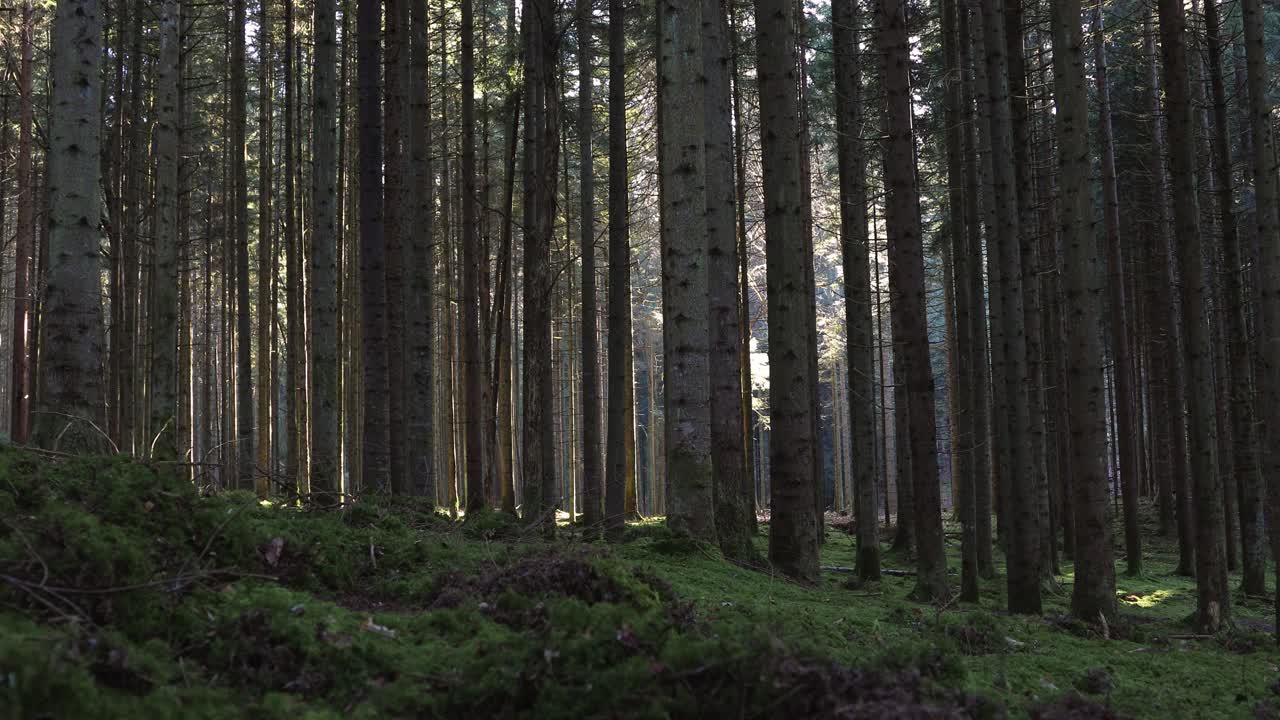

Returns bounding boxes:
[0,448,1276,719]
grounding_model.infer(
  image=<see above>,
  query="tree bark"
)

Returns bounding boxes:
[1157,0,1229,632]
[33,0,108,454]
[757,0,819,581]
[877,0,947,601]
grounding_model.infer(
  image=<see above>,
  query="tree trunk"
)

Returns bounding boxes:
[578,0,604,533]
[1240,0,1280,641]
[605,0,631,538]
[9,1,34,446]
[705,0,754,561]
[757,0,819,582]
[1157,0,1229,632]
[1093,4,1142,576]
[521,0,560,529]
[151,0,181,461]
[358,0,391,492]
[33,0,108,453]
[979,0,1039,613]
[877,0,947,601]
[658,0,715,543]
[1052,0,1117,623]
[834,0,880,583]
[311,0,341,498]
[461,0,486,512]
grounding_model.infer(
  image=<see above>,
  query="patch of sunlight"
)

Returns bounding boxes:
[1117,588,1179,608]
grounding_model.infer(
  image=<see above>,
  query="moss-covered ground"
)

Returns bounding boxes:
[0,446,1274,719]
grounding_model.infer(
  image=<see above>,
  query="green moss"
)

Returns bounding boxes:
[0,448,1275,719]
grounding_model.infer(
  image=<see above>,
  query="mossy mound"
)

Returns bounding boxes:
[0,447,988,719]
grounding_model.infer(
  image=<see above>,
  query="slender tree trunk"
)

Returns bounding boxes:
[604,0,631,538]
[256,0,274,490]
[1093,5,1142,576]
[311,0,341,498]
[358,0,391,492]
[979,0,1039,613]
[834,0,880,583]
[757,0,819,581]
[461,0,486,511]
[385,0,410,494]
[877,0,947,601]
[1206,0,1263,596]
[577,0,604,533]
[1052,0,1117,623]
[9,1,34,446]
[705,0,754,560]
[959,15,994,578]
[1240,0,1280,641]
[521,0,560,529]
[941,0,974,600]
[151,0,181,461]
[1157,0,1228,632]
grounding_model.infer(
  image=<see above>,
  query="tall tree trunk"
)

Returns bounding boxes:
[9,1,34,446]
[877,0,947,601]
[358,0,391,492]
[1240,0,1280,641]
[604,0,631,538]
[33,0,108,453]
[311,0,341,498]
[407,0,436,501]
[151,0,181,461]
[256,0,274,490]
[979,0,1039,613]
[834,0,880,583]
[1208,0,1264,596]
[941,0,974,600]
[521,0,560,529]
[959,14,994,578]
[1093,4,1142,576]
[1157,0,1229,632]
[577,0,604,533]
[462,0,486,511]
[757,0,819,582]
[1052,0,1117,623]
[659,0,715,543]
[386,0,410,494]
[705,0,754,560]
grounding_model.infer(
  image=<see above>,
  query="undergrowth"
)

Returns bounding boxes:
[0,445,1274,719]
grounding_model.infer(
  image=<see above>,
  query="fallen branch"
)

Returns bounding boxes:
[821,565,915,577]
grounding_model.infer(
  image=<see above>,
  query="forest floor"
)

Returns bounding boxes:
[0,446,1275,719]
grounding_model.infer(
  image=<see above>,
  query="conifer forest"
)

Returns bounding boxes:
[2,0,1280,716]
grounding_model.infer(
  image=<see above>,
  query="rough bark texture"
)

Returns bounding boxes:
[150,0,181,462]
[461,0,485,512]
[358,0,391,492]
[578,0,604,533]
[408,0,437,502]
[1052,0,1117,623]
[34,0,108,454]
[1093,5,1142,577]
[757,0,819,582]
[704,0,754,561]
[310,0,340,498]
[979,0,1038,613]
[1203,0,1262,595]
[521,0,560,529]
[834,0,880,583]
[1240,0,1280,639]
[9,1,33,446]
[605,0,631,539]
[1157,0,1228,632]
[877,0,947,601]
[658,0,715,543]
